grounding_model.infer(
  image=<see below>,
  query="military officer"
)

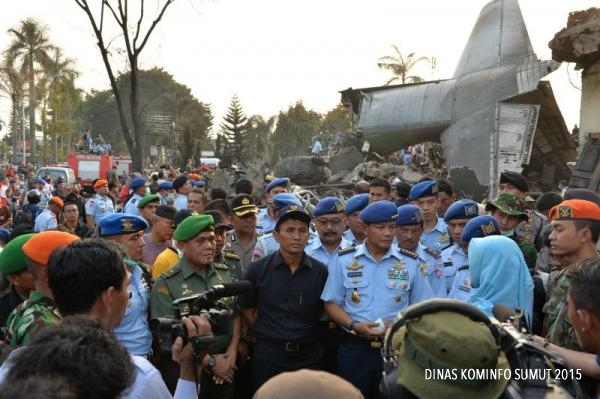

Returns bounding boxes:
[409,180,450,254]
[85,179,115,229]
[447,215,501,301]
[98,213,153,357]
[151,214,239,398]
[257,177,290,234]
[124,177,149,216]
[342,193,369,246]
[34,196,63,232]
[206,210,243,282]
[439,199,480,294]
[137,194,161,232]
[321,200,433,399]
[395,204,445,298]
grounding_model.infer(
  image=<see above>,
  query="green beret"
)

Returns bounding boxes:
[137,194,160,209]
[0,233,35,276]
[173,215,214,241]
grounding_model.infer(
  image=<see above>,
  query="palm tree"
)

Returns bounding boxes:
[249,114,276,164]
[377,45,430,85]
[5,18,53,160]
[0,60,25,152]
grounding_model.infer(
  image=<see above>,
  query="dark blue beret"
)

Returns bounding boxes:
[270,193,302,210]
[409,181,438,201]
[99,214,149,237]
[344,193,370,215]
[130,177,148,190]
[313,197,344,217]
[190,179,205,188]
[443,199,480,222]
[158,181,173,191]
[359,200,398,223]
[266,177,290,193]
[396,204,423,226]
[460,215,501,243]
[38,177,47,185]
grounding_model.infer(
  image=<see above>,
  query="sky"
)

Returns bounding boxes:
[0,0,596,139]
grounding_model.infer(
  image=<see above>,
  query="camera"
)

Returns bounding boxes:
[150,281,252,355]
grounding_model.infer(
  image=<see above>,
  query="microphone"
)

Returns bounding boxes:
[172,281,253,307]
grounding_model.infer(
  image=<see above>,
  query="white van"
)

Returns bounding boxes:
[200,158,221,168]
[35,167,77,187]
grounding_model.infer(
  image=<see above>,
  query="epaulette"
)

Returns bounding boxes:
[337,246,357,256]
[440,243,453,252]
[224,251,240,260]
[162,264,181,279]
[424,247,441,259]
[399,248,418,259]
[213,262,229,270]
[458,264,469,271]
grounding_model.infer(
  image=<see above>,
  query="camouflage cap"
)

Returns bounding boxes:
[485,193,527,220]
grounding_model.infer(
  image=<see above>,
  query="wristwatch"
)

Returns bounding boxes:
[206,354,216,369]
[348,320,359,332]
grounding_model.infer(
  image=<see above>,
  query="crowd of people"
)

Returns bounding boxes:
[0,161,598,399]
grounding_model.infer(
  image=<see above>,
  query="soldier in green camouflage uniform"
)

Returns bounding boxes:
[151,214,239,399]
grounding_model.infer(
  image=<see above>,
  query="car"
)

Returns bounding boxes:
[35,166,77,187]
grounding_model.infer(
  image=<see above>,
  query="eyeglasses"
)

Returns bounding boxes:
[315,218,343,227]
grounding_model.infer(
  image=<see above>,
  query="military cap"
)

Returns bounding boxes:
[22,231,80,266]
[269,193,302,210]
[230,194,258,217]
[408,180,438,201]
[500,171,528,192]
[313,197,344,217]
[188,173,202,181]
[396,204,423,226]
[137,194,160,209]
[461,215,501,242]
[443,199,479,222]
[158,181,173,191]
[173,209,194,226]
[254,369,363,399]
[276,204,311,228]
[205,210,233,231]
[563,188,600,206]
[37,177,47,185]
[344,193,370,215]
[155,205,177,221]
[549,199,600,222]
[190,180,205,188]
[485,193,527,220]
[395,309,509,399]
[359,200,398,223]
[265,177,290,193]
[130,177,148,190]
[0,233,34,275]
[93,179,108,189]
[0,228,10,242]
[99,214,149,237]
[49,196,64,209]
[173,214,214,241]
[172,175,189,191]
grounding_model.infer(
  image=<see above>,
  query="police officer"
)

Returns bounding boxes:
[395,204,445,298]
[98,213,153,358]
[34,197,63,232]
[151,214,239,397]
[227,194,260,270]
[447,215,501,301]
[85,179,116,228]
[321,201,433,399]
[257,177,290,234]
[409,180,450,254]
[124,177,149,216]
[342,193,369,246]
[439,199,480,294]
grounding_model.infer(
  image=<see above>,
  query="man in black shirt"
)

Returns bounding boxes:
[240,204,328,390]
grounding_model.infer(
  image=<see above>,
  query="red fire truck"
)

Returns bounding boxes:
[67,152,132,190]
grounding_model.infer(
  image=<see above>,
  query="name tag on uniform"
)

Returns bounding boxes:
[347,271,362,278]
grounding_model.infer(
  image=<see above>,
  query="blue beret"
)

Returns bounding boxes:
[0,228,10,241]
[359,200,398,223]
[38,177,47,185]
[396,204,423,226]
[266,177,290,193]
[130,177,148,190]
[158,181,173,191]
[344,193,370,215]
[99,214,149,236]
[460,215,501,243]
[313,197,344,217]
[443,199,480,222]
[190,179,205,188]
[409,181,438,201]
[270,193,302,210]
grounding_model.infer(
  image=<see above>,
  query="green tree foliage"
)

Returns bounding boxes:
[248,114,276,164]
[218,95,252,165]
[0,60,25,151]
[377,45,430,85]
[271,101,321,163]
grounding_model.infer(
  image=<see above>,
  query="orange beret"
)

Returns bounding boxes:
[188,173,202,181]
[549,199,600,222]
[22,231,80,265]
[50,196,64,208]
[93,179,108,189]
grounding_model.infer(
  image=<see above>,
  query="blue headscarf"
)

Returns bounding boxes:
[467,235,534,326]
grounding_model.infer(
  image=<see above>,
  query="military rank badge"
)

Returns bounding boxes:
[352,288,360,303]
[346,259,364,271]
[418,261,429,277]
[181,284,192,296]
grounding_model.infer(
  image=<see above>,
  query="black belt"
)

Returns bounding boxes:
[258,339,319,353]
[342,331,383,349]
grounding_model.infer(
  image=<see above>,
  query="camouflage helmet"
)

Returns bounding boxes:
[485,193,528,220]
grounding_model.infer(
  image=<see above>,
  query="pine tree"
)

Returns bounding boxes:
[219,95,252,165]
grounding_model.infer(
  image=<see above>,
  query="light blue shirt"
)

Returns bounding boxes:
[39,187,52,208]
[311,140,322,155]
[440,244,469,294]
[321,243,433,322]
[124,194,143,216]
[173,195,187,211]
[257,207,276,235]
[86,193,115,224]
[113,260,152,356]
[419,217,450,254]
[342,229,363,246]
[415,244,447,298]
[34,208,57,232]
[305,236,353,269]
[447,265,477,302]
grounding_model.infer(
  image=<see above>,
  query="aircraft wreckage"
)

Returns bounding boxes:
[339,0,576,198]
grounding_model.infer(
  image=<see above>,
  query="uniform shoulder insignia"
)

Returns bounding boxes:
[399,248,418,259]
[224,251,240,260]
[214,262,229,270]
[424,247,441,259]
[337,246,357,256]
[458,264,469,271]
[162,264,181,279]
[440,244,453,252]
